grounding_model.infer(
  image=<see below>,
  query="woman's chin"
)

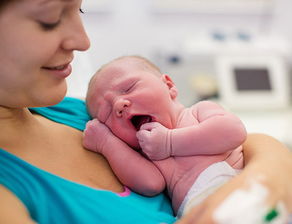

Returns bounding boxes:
[47,90,67,106]
[47,83,68,105]
[32,86,67,108]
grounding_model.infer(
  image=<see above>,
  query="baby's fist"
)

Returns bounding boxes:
[83,119,111,153]
[136,122,172,160]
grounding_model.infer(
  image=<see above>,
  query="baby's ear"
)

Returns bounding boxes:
[161,74,178,100]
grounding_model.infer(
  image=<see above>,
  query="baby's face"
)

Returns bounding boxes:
[89,59,176,149]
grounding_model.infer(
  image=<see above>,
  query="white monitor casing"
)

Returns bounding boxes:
[215,55,290,110]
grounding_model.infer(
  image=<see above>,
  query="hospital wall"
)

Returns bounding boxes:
[68,0,292,99]
[67,0,292,148]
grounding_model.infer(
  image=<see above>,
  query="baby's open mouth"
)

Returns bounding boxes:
[131,115,152,131]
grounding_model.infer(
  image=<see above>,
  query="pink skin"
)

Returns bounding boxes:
[84,57,182,195]
[83,118,166,196]
[87,59,183,150]
[84,57,246,214]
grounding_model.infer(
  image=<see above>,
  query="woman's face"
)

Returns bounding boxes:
[0,0,90,108]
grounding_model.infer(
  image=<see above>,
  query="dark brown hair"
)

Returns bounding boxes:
[0,0,17,12]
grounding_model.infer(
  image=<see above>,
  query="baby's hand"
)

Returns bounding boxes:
[136,122,172,160]
[83,119,112,154]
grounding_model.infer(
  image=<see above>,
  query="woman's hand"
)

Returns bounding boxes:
[241,134,292,212]
[176,174,250,224]
[176,134,292,224]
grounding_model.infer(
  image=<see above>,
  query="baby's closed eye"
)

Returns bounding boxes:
[123,81,138,93]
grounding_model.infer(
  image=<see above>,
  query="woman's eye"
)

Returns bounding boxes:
[40,21,61,31]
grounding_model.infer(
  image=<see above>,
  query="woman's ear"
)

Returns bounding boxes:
[161,74,178,100]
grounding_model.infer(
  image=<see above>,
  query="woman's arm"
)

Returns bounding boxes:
[240,133,292,211]
[176,133,292,223]
[0,185,36,224]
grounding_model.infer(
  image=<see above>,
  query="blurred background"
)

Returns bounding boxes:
[67,0,292,148]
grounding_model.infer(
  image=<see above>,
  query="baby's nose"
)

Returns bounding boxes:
[114,98,131,117]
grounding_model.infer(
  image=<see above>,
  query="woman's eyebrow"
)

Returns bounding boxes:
[38,0,74,6]
[37,0,59,8]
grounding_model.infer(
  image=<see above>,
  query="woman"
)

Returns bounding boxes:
[0,0,291,223]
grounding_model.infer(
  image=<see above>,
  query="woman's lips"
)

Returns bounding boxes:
[42,63,72,79]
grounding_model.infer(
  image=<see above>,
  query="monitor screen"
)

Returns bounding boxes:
[234,68,272,91]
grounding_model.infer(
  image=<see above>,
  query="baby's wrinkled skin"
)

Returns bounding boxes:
[84,56,246,213]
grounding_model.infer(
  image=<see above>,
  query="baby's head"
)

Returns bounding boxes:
[86,55,179,149]
[86,55,164,117]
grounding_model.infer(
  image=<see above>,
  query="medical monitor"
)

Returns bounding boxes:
[215,55,290,110]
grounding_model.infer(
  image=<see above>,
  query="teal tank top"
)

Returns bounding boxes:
[0,97,176,224]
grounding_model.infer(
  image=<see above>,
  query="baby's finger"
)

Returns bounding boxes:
[86,118,101,128]
[140,122,160,131]
[136,129,150,140]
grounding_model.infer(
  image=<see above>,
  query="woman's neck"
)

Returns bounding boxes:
[0,106,39,147]
[0,106,34,125]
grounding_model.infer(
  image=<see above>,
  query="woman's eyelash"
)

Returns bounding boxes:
[40,8,83,30]
[40,21,61,30]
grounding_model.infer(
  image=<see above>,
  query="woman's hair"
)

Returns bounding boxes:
[0,0,14,11]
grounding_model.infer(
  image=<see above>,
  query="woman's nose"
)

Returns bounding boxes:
[62,15,91,52]
[114,98,131,117]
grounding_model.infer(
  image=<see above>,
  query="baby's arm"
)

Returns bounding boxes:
[83,119,165,196]
[137,101,246,160]
[171,101,247,156]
